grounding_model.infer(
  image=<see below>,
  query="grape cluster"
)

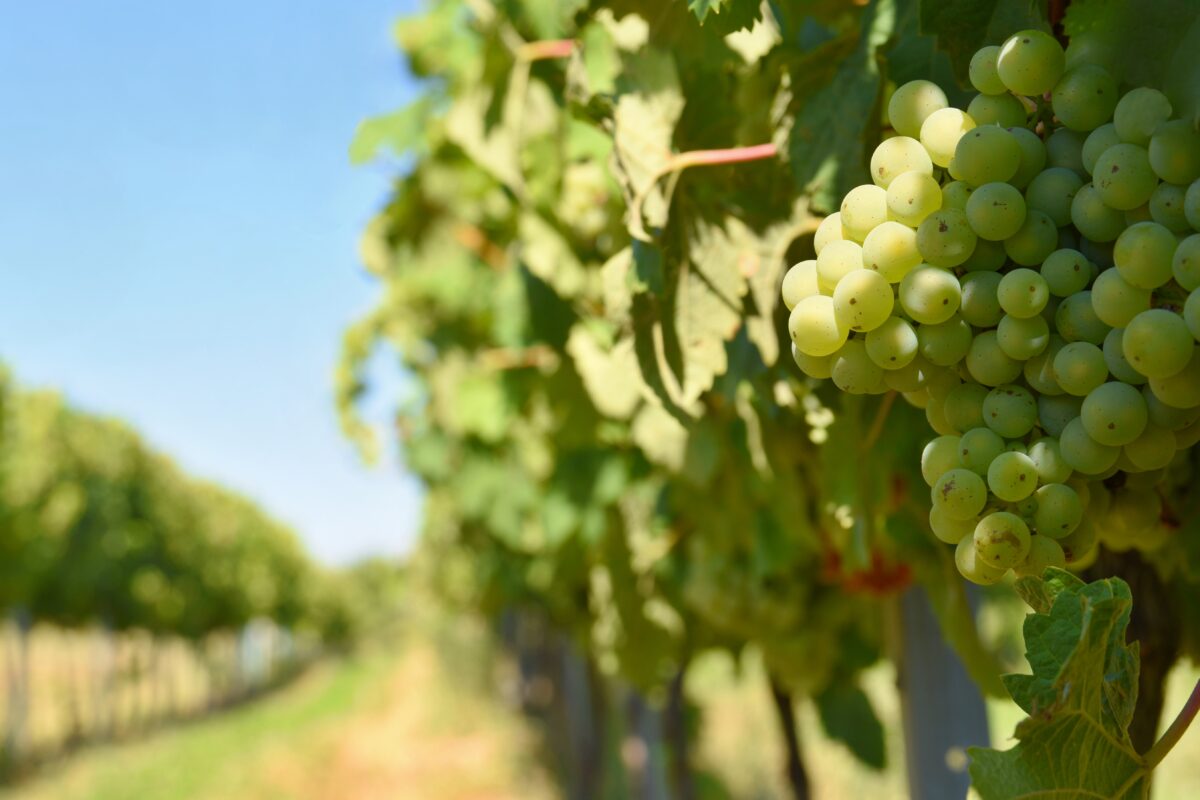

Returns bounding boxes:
[782,30,1200,584]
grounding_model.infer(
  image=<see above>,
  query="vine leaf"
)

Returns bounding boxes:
[968,569,1150,800]
[918,0,1048,82]
[685,0,764,33]
[815,681,887,769]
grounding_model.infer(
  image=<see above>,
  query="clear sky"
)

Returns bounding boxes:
[0,1,424,564]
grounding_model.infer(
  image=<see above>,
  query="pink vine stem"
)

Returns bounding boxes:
[517,39,575,61]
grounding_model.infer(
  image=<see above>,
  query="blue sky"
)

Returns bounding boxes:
[0,1,424,564]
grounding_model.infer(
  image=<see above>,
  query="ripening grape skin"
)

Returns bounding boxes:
[997,314,1049,360]
[967,93,1028,128]
[1054,341,1109,396]
[1060,416,1120,475]
[831,340,884,394]
[1081,381,1148,446]
[987,450,1038,502]
[969,45,1005,94]
[889,80,949,138]
[933,468,988,520]
[1071,183,1125,242]
[1056,291,1111,345]
[1149,119,1200,185]
[960,272,1004,327]
[1008,127,1048,189]
[1034,483,1083,538]
[1113,87,1173,146]
[900,266,962,324]
[1123,309,1193,379]
[956,535,1007,585]
[1015,536,1067,575]
[781,260,819,311]
[814,213,844,255]
[1094,144,1158,211]
[1028,437,1072,484]
[1124,423,1177,470]
[1113,222,1177,289]
[997,29,1065,96]
[1026,168,1084,228]
[1149,346,1200,409]
[1174,235,1200,291]
[954,126,1021,188]
[886,171,943,227]
[840,184,889,241]
[917,209,977,268]
[870,136,934,188]
[1004,210,1058,266]
[862,221,922,282]
[865,316,919,369]
[1052,63,1118,132]
[997,268,1049,319]
[982,384,1037,438]
[945,382,989,432]
[931,506,976,544]
[817,239,864,292]
[921,435,962,486]
[941,181,973,211]
[1082,124,1121,175]
[920,108,976,168]
[1103,328,1147,386]
[789,295,848,357]
[966,182,1026,240]
[1039,393,1083,437]
[966,331,1023,386]
[1149,183,1189,233]
[973,511,1031,571]
[1041,249,1091,297]
[833,269,894,332]
[1091,268,1150,328]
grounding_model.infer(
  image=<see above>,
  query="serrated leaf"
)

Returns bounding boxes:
[815,682,887,769]
[349,98,432,165]
[687,0,764,34]
[519,212,591,300]
[919,0,1048,82]
[968,569,1149,800]
[566,326,643,419]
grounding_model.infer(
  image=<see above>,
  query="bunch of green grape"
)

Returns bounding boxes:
[781,29,1200,584]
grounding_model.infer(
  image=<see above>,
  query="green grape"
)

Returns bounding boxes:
[833,268,894,332]
[1177,416,1200,448]
[862,220,922,282]
[1070,183,1125,241]
[965,181,1027,240]
[1093,144,1157,210]
[831,339,883,394]
[1033,483,1083,538]
[781,260,820,311]
[987,451,1038,501]
[814,212,845,255]
[1003,210,1058,266]
[1041,249,1091,296]
[997,313,1049,360]
[1123,309,1193,378]
[1058,516,1098,564]
[1081,381,1148,446]
[816,239,864,292]
[1113,87,1173,146]
[969,45,1005,95]
[932,467,988,520]
[791,343,833,379]
[997,30,1065,96]
[889,79,949,138]
[982,384,1037,438]
[1188,180,1200,230]
[945,383,989,432]
[1102,328,1148,385]
[941,180,974,211]
[967,93,1028,128]
[865,316,919,369]
[1124,423,1176,470]
[1113,222,1177,288]
[966,331,1023,386]
[1053,341,1108,395]
[1148,346,1200,408]
[871,136,934,188]
[973,511,1031,571]
[920,107,976,168]
[1046,129,1087,176]
[925,366,961,403]
[921,434,963,486]
[931,506,977,544]
[1091,268,1151,327]
[1028,437,1072,483]
[997,268,1049,318]
[1007,127,1048,189]
[1149,119,1200,184]
[916,209,977,267]
[1038,393,1083,437]
[1174,234,1200,290]
[1051,64,1117,132]
[1056,291,1111,344]
[1082,123,1121,174]
[1025,335,1066,395]
[886,171,942,227]
[1015,535,1067,576]
[1149,183,1190,232]
[918,315,973,366]
[953,126,1021,187]
[959,427,1005,475]
[1079,237,1113,268]
[1185,290,1200,341]
[899,265,962,323]
[888,358,930,393]
[789,295,848,357]
[1025,167,1084,227]
[840,184,889,241]
[1060,416,1120,474]
[960,272,1004,327]
[1144,382,1200,428]
[961,238,1007,273]
[956,535,1008,585]
[1124,203,1153,226]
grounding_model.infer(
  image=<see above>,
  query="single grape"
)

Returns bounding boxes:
[997,30,1065,96]
[870,136,934,188]
[1123,309,1193,378]
[1091,268,1151,328]
[1093,143,1157,210]
[1113,87,1172,146]
[966,182,1027,240]
[1149,119,1200,184]
[953,126,1021,187]
[945,383,989,432]
[1025,335,1067,395]
[814,212,845,256]
[1148,346,1200,408]
[1028,437,1073,484]
[1007,127,1048,189]
[973,511,1031,571]
[1058,516,1098,564]
[1038,393,1083,437]
[1071,183,1125,241]
[959,427,1005,475]
[1015,535,1067,576]
[982,384,1037,438]
[921,434,963,486]
[1185,290,1200,342]
[899,266,962,324]
[1173,234,1200,290]
[933,467,988,520]
[960,238,1007,273]
[1060,416,1120,474]
[886,354,932,392]
[997,268,1050,318]
[1051,64,1117,132]
[1149,182,1190,233]
[1113,222,1177,288]
[1102,328,1148,385]
[916,209,977,267]
[831,339,884,394]
[792,343,833,379]
[1046,128,1087,176]
[1143,382,1200,428]
[1056,291,1111,345]
[918,315,973,366]
[969,45,1005,94]
[816,239,864,292]
[960,272,1004,327]
[920,107,976,168]
[1041,249,1092,297]
[927,391,959,434]
[840,184,889,241]
[1025,167,1084,227]
[781,260,819,311]
[941,181,973,211]
[862,220,922,282]
[833,269,894,332]
[889,79,949,138]
[1124,423,1176,471]
[1082,123,1121,174]
[1003,209,1058,266]
[1033,483,1083,538]
[997,314,1050,360]
[931,506,977,544]
[967,93,1028,128]
[1054,341,1108,395]
[789,295,848,357]
[956,534,1008,585]
[865,316,919,370]
[966,331,1023,386]
[988,450,1038,502]
[886,171,942,227]
[1081,381,1148,446]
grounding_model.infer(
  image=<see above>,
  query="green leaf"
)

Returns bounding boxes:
[919,0,1048,82]
[815,682,887,769]
[686,0,764,33]
[565,325,643,420]
[969,569,1150,800]
[349,98,433,165]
